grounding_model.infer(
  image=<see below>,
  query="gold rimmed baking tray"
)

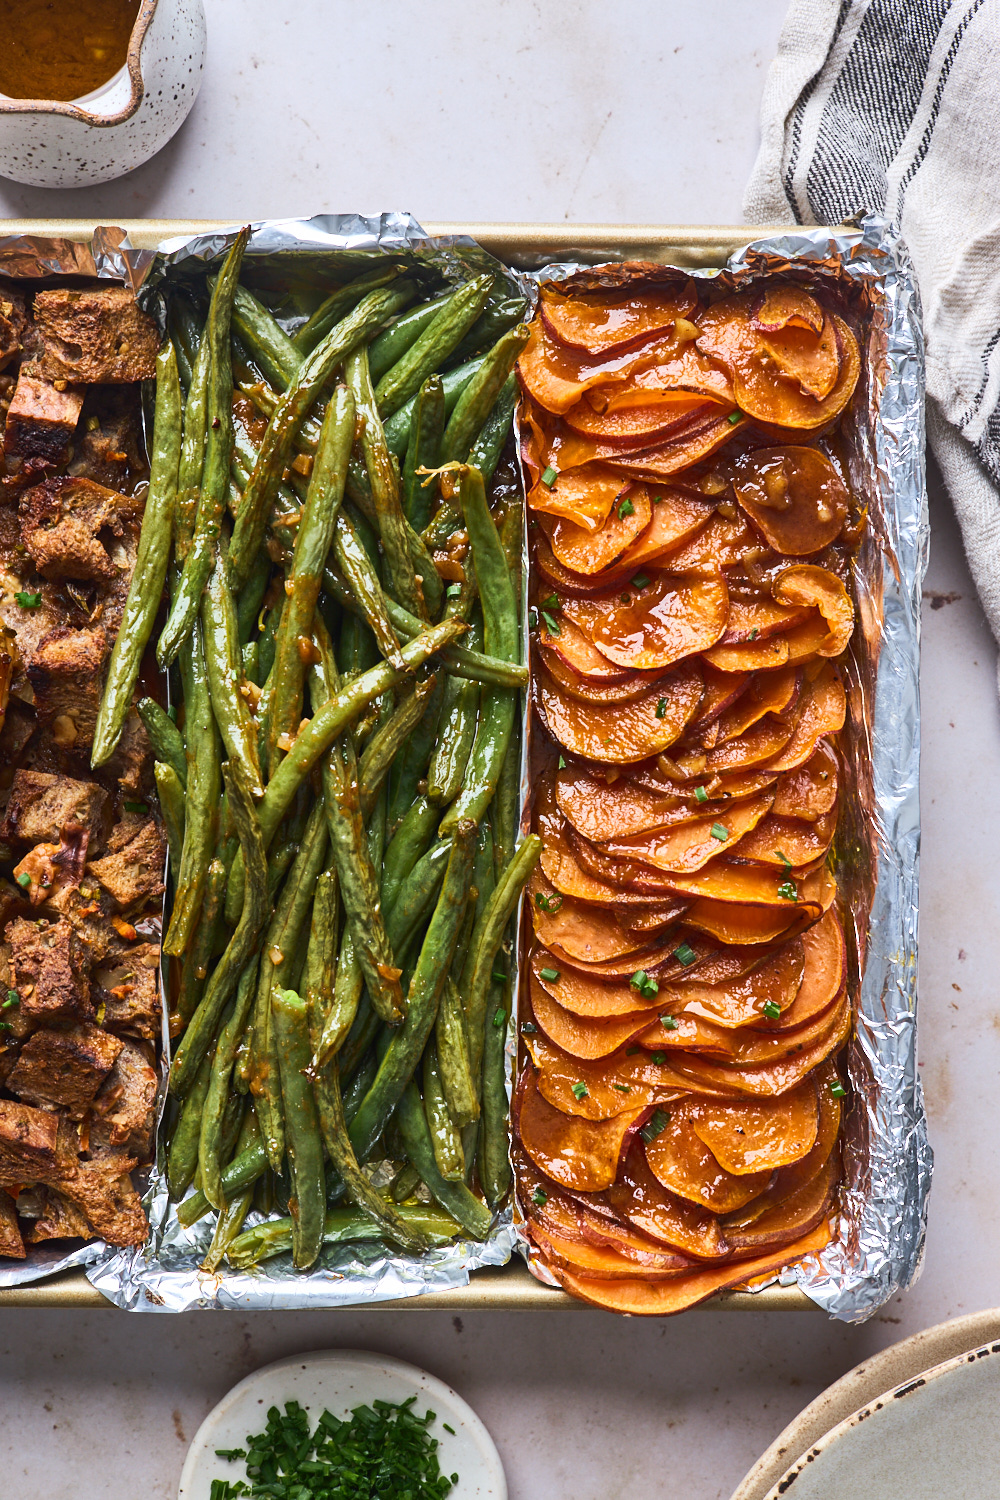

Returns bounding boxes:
[0,218,830,1314]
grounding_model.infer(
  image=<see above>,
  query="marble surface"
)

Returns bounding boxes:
[2,4,998,1499]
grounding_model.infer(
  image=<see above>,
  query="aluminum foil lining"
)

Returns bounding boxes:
[512,214,931,1323]
[89,212,527,1312]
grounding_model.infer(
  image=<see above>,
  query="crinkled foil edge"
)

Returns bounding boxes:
[88,212,525,1311]
[511,216,930,1321]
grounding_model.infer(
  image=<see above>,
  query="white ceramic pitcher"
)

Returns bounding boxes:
[0,0,207,188]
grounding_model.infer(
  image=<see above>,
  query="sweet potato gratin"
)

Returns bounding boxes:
[513,272,862,1314]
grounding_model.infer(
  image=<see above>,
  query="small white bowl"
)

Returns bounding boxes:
[178,1348,507,1500]
[0,0,206,188]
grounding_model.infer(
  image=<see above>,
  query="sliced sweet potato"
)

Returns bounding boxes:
[564,397,715,445]
[530,1223,691,1280]
[540,647,659,705]
[772,741,838,820]
[732,806,836,867]
[540,821,658,907]
[760,664,845,772]
[702,713,798,773]
[535,660,702,763]
[530,975,653,1059]
[599,790,775,875]
[516,1066,646,1192]
[518,319,671,415]
[542,934,703,983]
[749,909,844,1032]
[689,1080,818,1174]
[655,859,824,909]
[566,571,729,672]
[734,447,849,554]
[576,485,716,583]
[632,761,779,803]
[644,1103,773,1211]
[608,1141,731,1260]
[596,411,739,479]
[723,1145,838,1254]
[719,598,813,645]
[537,613,635,682]
[572,1199,699,1267]
[784,614,837,664]
[524,1029,705,1118]
[667,939,805,1028]
[527,462,627,531]
[601,343,736,408]
[752,285,825,335]
[666,989,850,1096]
[567,825,688,897]
[729,1064,842,1222]
[688,664,752,731]
[703,636,791,673]
[708,667,801,744]
[773,565,854,656]
[528,870,661,963]
[662,510,757,570]
[638,995,840,1066]
[539,283,697,357]
[760,317,841,401]
[551,1220,832,1314]
[684,898,805,946]
[530,945,695,1018]
[556,765,755,842]
[538,486,651,573]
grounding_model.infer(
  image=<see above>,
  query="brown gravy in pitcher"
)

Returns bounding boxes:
[0,0,142,102]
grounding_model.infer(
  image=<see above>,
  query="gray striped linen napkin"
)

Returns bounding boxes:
[745,0,1000,662]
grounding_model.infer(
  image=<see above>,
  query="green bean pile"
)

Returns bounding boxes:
[91,229,542,1272]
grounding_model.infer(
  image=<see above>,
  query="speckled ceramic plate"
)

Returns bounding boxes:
[759,1338,1000,1499]
[178,1348,506,1499]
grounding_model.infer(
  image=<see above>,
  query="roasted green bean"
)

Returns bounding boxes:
[137,698,187,787]
[394,1080,492,1239]
[374,273,493,418]
[422,1042,465,1180]
[271,988,326,1269]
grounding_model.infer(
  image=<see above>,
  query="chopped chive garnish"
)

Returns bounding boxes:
[777,880,798,902]
[749,627,759,640]
[541,610,561,636]
[446,582,462,598]
[650,1051,666,1064]
[14,591,41,608]
[830,1081,847,1098]
[4,991,18,1009]
[619,592,631,604]
[557,754,567,769]
[673,942,697,966]
[540,967,561,982]
[762,1000,782,1020]
[541,465,558,487]
[520,1021,537,1034]
[630,969,659,999]
[694,786,709,803]
[15,872,30,889]
[660,1014,679,1031]
[528,607,538,629]
[640,1108,670,1143]
[535,892,563,913]
[631,573,650,589]
[166,705,178,722]
[618,497,635,519]
[612,1083,631,1093]
[776,849,792,867]
[124,801,148,814]
[655,698,667,719]
[541,593,559,609]
[727,410,743,425]
[443,1423,456,1435]
[625,1046,641,1057]
[492,970,507,982]
[532,1187,548,1205]
[652,493,663,504]
[571,1081,589,1100]
[710,822,729,842]
[492,1007,506,1028]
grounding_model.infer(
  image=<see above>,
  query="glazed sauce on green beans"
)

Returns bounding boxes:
[0,0,141,101]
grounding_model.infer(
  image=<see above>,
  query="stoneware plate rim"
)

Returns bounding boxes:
[178,1347,507,1500]
[759,1335,1000,1500]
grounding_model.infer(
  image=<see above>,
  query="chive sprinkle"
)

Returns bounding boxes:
[619,592,631,604]
[640,1108,670,1143]
[630,970,659,999]
[535,892,563,913]
[571,1081,589,1100]
[15,872,30,889]
[445,582,462,598]
[631,573,650,589]
[557,754,567,769]
[618,497,635,519]
[124,800,148,814]
[14,591,41,608]
[655,698,668,719]
[212,1395,459,1499]
[727,410,743,425]
[762,1000,781,1020]
[3,991,18,1009]
[541,610,561,636]
[710,822,729,842]
[776,849,792,867]
[612,1083,631,1093]
[749,627,759,641]
[660,1014,679,1031]
[540,967,561,982]
[673,942,697,966]
[492,1007,506,1028]
[625,1046,641,1057]
[650,1051,666,1064]
[541,465,558,487]
[532,1188,548,1205]
[830,1081,847,1099]
[520,1021,537,1035]
[777,880,798,902]
[491,970,506,983]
